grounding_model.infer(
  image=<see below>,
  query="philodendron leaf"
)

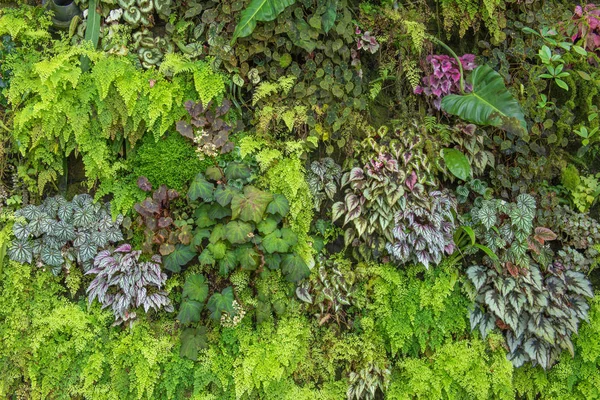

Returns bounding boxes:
[182,274,209,302]
[163,244,196,272]
[442,148,472,181]
[232,0,297,42]
[441,65,527,136]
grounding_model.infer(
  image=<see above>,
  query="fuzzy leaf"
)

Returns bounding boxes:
[266,194,290,216]
[183,274,209,302]
[282,253,310,282]
[180,327,207,361]
[163,245,196,272]
[178,300,203,324]
[231,186,273,224]
[224,221,254,244]
[188,173,215,202]
[207,287,235,321]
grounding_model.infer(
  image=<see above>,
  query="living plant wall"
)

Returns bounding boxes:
[0,0,600,399]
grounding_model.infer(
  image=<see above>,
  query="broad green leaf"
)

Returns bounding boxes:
[231,186,273,224]
[81,0,101,72]
[180,327,207,361]
[232,0,297,42]
[215,184,239,207]
[225,221,254,244]
[195,204,216,228]
[281,253,310,282]
[182,274,209,302]
[466,265,487,291]
[177,300,203,324]
[208,203,231,220]
[442,148,472,181]
[484,288,505,318]
[198,248,215,266]
[163,244,196,272]
[236,245,260,270]
[441,65,527,135]
[188,173,215,202]
[224,162,252,181]
[207,287,235,321]
[219,251,238,276]
[262,230,290,254]
[266,194,290,216]
[257,217,279,235]
[321,0,337,33]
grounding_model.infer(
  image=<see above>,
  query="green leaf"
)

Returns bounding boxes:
[182,274,209,302]
[281,254,310,282]
[257,217,279,235]
[321,0,337,33]
[195,204,216,228]
[207,287,235,321]
[232,0,297,42]
[81,0,101,72]
[163,245,196,272]
[441,65,527,135]
[219,251,239,275]
[564,270,594,298]
[466,265,487,291]
[262,230,291,253]
[225,221,254,244]
[215,184,239,207]
[231,186,273,224]
[442,148,472,181]
[177,300,203,324]
[555,78,569,91]
[180,327,207,361]
[236,245,260,270]
[484,288,505,318]
[266,194,290,216]
[188,173,215,202]
[224,162,252,181]
[524,337,549,369]
[198,248,215,266]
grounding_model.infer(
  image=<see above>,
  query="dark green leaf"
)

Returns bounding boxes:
[231,186,273,224]
[441,65,527,135]
[177,300,203,324]
[182,274,209,302]
[180,327,207,361]
[232,0,297,42]
[188,173,215,202]
[281,254,310,282]
[207,287,235,321]
[266,194,290,216]
[163,245,196,272]
[224,221,254,244]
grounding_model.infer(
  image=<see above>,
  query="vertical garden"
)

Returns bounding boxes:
[0,0,599,398]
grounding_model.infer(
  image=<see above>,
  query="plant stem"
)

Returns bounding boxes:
[427,35,465,94]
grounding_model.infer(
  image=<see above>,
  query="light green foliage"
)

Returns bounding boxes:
[264,157,315,267]
[132,132,209,192]
[439,0,506,44]
[388,335,514,399]
[366,263,469,357]
[0,6,51,45]
[6,40,223,193]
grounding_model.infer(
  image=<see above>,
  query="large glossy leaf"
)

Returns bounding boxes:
[442,148,471,181]
[182,274,209,302]
[232,0,297,42]
[441,65,527,135]
[163,245,196,272]
[231,186,273,224]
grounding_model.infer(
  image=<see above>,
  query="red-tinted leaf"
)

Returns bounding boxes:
[176,121,194,139]
[135,199,159,218]
[137,176,152,192]
[158,217,173,228]
[506,262,519,277]
[534,227,557,244]
[405,171,417,190]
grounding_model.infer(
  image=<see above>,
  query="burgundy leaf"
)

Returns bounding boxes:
[137,176,152,192]
[176,121,194,139]
[158,217,173,228]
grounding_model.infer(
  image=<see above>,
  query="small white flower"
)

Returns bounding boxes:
[106,8,123,23]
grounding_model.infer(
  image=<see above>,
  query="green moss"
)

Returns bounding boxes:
[131,133,211,192]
